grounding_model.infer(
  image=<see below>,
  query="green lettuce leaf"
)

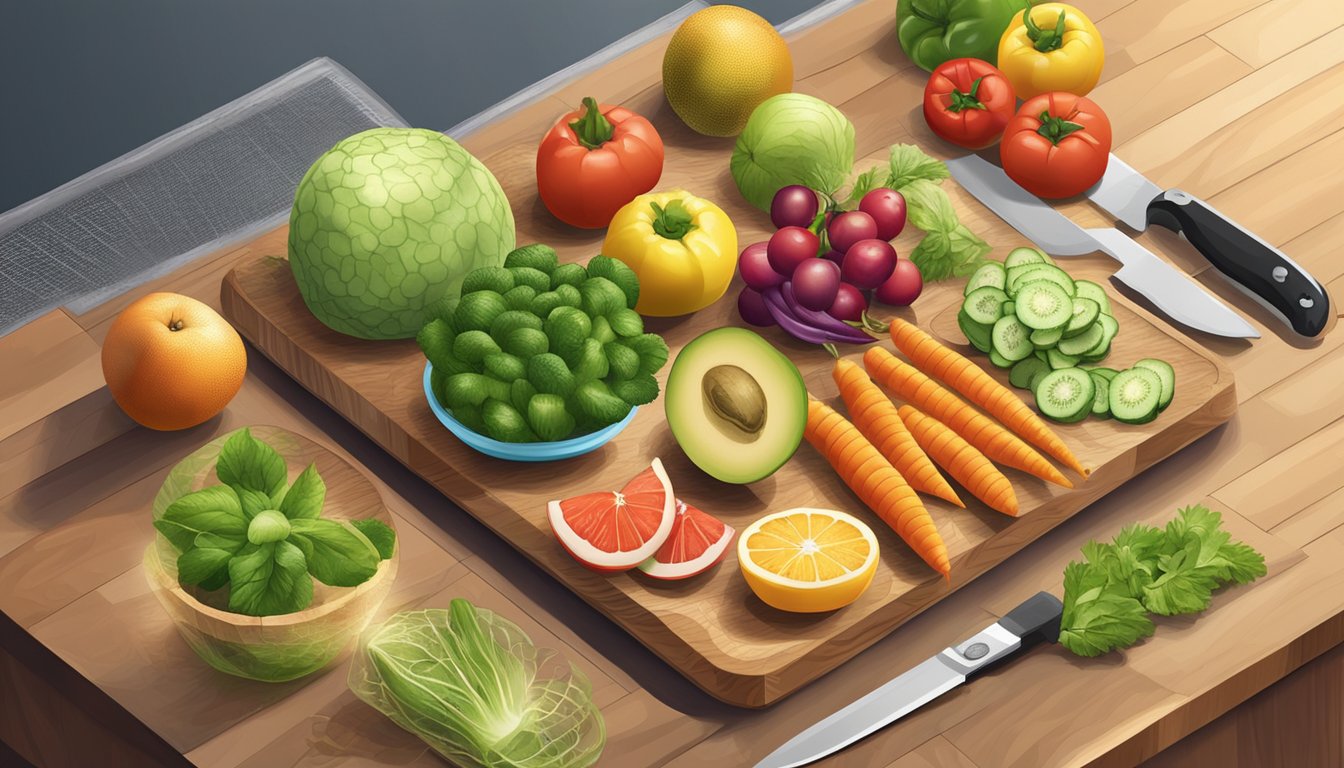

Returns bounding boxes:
[216,428,288,497]
[288,518,380,587]
[154,485,246,552]
[227,540,313,617]
[887,143,950,189]
[279,463,325,520]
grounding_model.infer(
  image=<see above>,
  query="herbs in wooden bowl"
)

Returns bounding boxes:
[144,426,397,682]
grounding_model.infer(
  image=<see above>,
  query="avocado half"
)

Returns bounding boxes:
[665,327,808,484]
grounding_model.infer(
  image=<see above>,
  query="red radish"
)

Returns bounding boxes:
[876,259,924,306]
[548,459,675,572]
[859,188,907,240]
[771,185,819,229]
[637,500,735,580]
[841,239,898,289]
[829,283,867,321]
[738,242,783,290]
[791,259,842,311]
[827,211,878,254]
[767,226,820,277]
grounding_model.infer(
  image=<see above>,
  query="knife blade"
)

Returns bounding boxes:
[1089,154,1329,337]
[947,155,1259,339]
[755,592,1064,768]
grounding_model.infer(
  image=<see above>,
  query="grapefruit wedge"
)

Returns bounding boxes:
[638,500,736,580]
[548,458,676,572]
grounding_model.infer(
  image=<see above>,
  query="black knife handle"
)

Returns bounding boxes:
[1147,190,1330,337]
[1000,592,1064,643]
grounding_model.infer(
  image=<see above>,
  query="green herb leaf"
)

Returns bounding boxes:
[155,485,246,552]
[279,463,325,520]
[235,487,274,521]
[247,509,292,545]
[1216,541,1267,584]
[288,518,381,587]
[909,225,991,281]
[843,166,889,207]
[1141,544,1222,616]
[177,545,235,587]
[886,144,949,189]
[216,428,288,497]
[901,179,957,232]
[227,541,313,616]
[351,519,397,560]
[1059,561,1155,657]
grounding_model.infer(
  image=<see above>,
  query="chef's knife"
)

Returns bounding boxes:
[947,155,1259,339]
[755,592,1064,768]
[1089,155,1329,337]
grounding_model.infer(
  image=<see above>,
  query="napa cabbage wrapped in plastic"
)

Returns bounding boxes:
[348,600,604,767]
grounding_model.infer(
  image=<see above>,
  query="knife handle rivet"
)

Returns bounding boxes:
[1272,266,1288,283]
[1300,296,1315,309]
[962,642,990,660]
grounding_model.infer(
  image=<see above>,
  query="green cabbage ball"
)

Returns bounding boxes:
[729,93,856,211]
[288,128,516,340]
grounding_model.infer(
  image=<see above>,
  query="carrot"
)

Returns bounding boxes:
[887,318,1088,477]
[828,352,963,507]
[897,405,1019,517]
[804,398,950,577]
[864,346,1073,489]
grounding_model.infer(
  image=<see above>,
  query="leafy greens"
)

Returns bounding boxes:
[1059,505,1266,657]
[349,600,605,768]
[152,428,396,617]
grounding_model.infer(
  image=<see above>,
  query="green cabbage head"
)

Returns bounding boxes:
[288,128,515,340]
[730,93,855,211]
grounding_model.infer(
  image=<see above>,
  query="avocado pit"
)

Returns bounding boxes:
[703,364,767,442]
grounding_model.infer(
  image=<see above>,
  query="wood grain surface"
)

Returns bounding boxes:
[3,0,1344,764]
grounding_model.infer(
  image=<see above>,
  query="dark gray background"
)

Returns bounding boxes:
[0,0,824,214]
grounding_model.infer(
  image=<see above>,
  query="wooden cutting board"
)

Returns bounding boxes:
[222,242,1235,707]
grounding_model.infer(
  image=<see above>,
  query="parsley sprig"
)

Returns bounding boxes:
[1059,505,1266,657]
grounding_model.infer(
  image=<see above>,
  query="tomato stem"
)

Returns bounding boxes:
[649,199,697,240]
[1035,109,1085,145]
[569,97,614,150]
[1023,1,1067,53]
[946,76,987,113]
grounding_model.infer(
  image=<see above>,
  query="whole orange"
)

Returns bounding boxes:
[101,292,246,431]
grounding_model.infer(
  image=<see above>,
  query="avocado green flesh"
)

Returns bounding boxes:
[665,328,807,484]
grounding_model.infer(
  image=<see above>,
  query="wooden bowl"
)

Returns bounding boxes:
[144,425,397,682]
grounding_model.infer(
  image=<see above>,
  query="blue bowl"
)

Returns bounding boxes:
[423,363,637,462]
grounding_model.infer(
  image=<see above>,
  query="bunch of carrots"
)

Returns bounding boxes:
[803,318,1087,580]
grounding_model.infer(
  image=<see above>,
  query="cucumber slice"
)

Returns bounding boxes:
[1080,344,1111,363]
[1088,370,1112,418]
[963,286,1009,325]
[1057,322,1105,356]
[992,315,1034,362]
[1085,366,1120,381]
[964,262,1007,295]
[1109,367,1162,424]
[1005,247,1047,268]
[1015,268,1076,297]
[1009,357,1050,390]
[989,349,1015,368]
[1035,368,1095,423]
[957,310,994,353]
[1014,281,1074,330]
[1074,280,1112,316]
[1133,358,1176,411]
[1096,313,1119,346]
[1003,301,1016,316]
[1006,263,1055,293]
[1035,349,1049,363]
[1064,298,1100,337]
[1047,348,1080,370]
[1029,367,1051,391]
[1030,326,1063,349]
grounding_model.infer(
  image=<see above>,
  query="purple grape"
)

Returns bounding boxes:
[738,287,777,327]
[771,185,820,229]
[767,226,821,278]
[875,259,923,306]
[827,211,878,255]
[738,241,783,290]
[791,259,842,311]
[859,188,907,241]
[829,283,867,322]
[841,239,898,290]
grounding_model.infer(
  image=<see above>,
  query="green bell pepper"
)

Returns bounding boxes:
[897,0,1030,72]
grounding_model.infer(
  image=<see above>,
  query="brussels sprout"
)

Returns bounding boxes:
[554,283,582,309]
[527,394,576,442]
[571,338,609,383]
[482,399,535,442]
[605,342,640,380]
[502,285,538,312]
[610,374,660,406]
[454,291,507,333]
[504,327,549,359]
[621,333,670,376]
[580,277,626,317]
[461,267,515,296]
[450,403,487,433]
[590,315,616,345]
[452,330,501,364]
[504,243,559,274]
[549,263,588,290]
[416,319,456,370]
[573,380,632,425]
[489,310,543,346]
[509,266,552,294]
[545,307,592,365]
[528,353,576,397]
[443,373,502,407]
[608,308,644,338]
[530,291,564,319]
[483,352,526,382]
[585,255,639,309]
[510,378,538,414]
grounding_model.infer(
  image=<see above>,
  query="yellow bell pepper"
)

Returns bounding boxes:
[998,2,1104,100]
[602,189,738,317]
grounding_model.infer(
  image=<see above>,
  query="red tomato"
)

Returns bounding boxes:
[922,58,1016,150]
[1000,92,1112,199]
[536,97,664,228]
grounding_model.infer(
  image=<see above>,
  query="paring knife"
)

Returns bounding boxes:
[947,155,1259,339]
[1089,155,1329,337]
[755,592,1064,768]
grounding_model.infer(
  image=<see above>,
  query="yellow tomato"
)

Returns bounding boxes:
[602,190,737,316]
[998,3,1104,99]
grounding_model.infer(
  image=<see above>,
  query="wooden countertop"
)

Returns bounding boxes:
[4,0,1344,765]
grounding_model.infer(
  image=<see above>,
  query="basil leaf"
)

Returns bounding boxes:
[351,519,397,560]
[279,463,325,520]
[902,179,957,233]
[227,541,313,616]
[215,429,287,497]
[886,143,949,189]
[288,518,380,587]
[177,545,234,587]
[156,486,246,551]
[235,487,274,521]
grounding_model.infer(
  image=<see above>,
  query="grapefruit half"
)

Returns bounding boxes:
[638,500,736,580]
[548,458,675,572]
